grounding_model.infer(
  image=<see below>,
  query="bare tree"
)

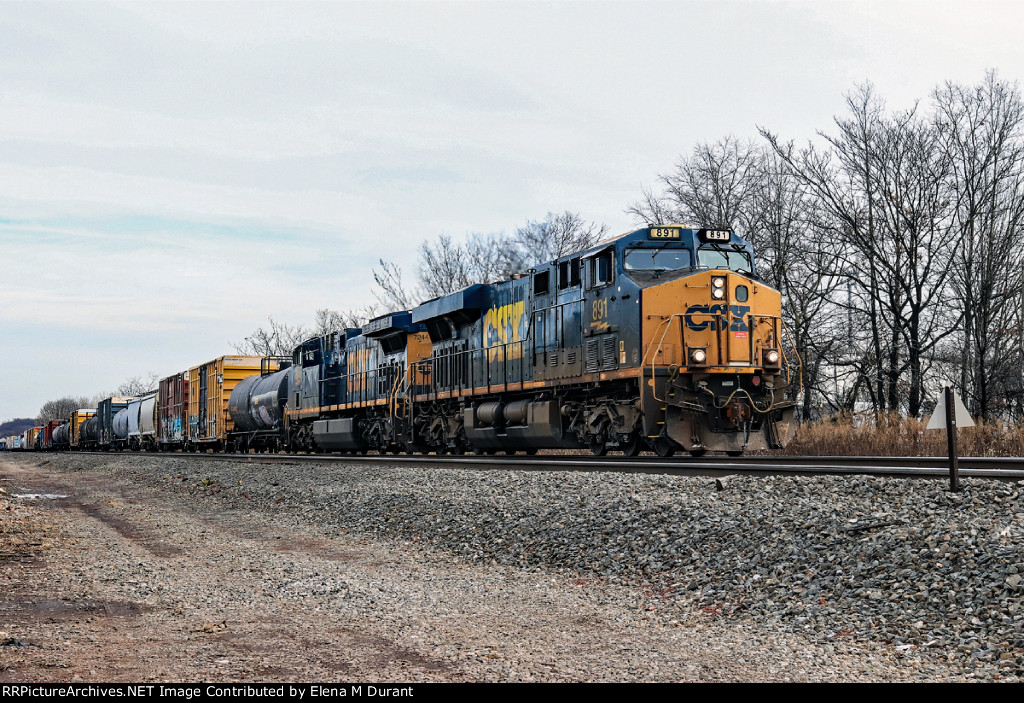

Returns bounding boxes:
[465,232,528,283]
[232,316,311,356]
[38,396,92,422]
[762,83,963,418]
[373,211,607,305]
[418,234,474,299]
[628,137,763,237]
[372,259,415,310]
[513,211,607,264]
[116,372,161,397]
[933,70,1024,420]
[312,307,378,335]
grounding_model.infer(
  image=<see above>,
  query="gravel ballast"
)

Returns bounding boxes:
[4,452,1023,681]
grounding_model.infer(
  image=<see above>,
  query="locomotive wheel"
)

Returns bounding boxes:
[653,437,676,458]
[688,448,707,458]
[620,435,642,457]
[726,450,744,457]
[524,448,538,456]
[473,446,485,455]
[504,449,517,456]
[590,442,608,457]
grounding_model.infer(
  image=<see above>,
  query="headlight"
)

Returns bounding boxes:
[711,276,726,299]
[764,349,780,365]
[689,348,707,365]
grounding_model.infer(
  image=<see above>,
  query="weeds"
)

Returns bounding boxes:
[779,413,1024,457]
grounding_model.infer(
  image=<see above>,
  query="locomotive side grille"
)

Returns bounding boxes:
[602,336,618,370]
[585,339,600,372]
[585,336,618,372]
[548,351,559,367]
[566,349,576,365]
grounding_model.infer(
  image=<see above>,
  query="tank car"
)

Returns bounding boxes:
[112,407,130,450]
[79,416,100,450]
[41,420,63,451]
[52,422,70,451]
[125,394,158,450]
[227,362,291,452]
[69,409,96,449]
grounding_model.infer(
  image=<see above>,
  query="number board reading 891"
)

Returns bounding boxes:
[649,227,681,240]
[703,229,731,242]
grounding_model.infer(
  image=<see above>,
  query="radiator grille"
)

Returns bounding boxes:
[585,339,600,372]
[585,335,618,373]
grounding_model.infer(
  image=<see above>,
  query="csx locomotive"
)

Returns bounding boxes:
[16,225,799,458]
[265,224,799,457]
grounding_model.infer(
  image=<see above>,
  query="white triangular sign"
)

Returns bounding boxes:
[925,387,975,430]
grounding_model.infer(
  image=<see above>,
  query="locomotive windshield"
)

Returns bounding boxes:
[697,246,753,275]
[624,246,692,272]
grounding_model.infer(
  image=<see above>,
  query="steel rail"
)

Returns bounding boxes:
[55,450,1024,481]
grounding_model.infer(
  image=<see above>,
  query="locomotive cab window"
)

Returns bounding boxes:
[697,247,753,275]
[588,250,614,288]
[533,269,550,296]
[624,246,692,272]
[558,257,581,290]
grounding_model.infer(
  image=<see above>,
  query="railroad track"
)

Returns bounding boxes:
[55,450,1024,481]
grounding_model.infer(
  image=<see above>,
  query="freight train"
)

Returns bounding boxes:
[12,225,800,458]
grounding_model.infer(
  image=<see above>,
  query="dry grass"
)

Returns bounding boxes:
[779,413,1024,457]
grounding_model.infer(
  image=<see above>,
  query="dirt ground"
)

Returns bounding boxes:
[0,454,965,683]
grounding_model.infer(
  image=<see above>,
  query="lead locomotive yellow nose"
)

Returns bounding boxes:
[640,262,799,456]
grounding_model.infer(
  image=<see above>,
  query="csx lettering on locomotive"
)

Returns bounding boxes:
[483,300,527,361]
[684,304,751,332]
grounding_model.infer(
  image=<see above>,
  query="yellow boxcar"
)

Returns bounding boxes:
[69,409,96,448]
[187,356,280,450]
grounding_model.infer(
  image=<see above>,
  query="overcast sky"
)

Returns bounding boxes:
[2,0,1023,420]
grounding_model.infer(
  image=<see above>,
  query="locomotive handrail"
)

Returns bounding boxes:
[641,311,732,405]
[744,312,802,393]
[388,365,406,420]
[410,335,531,401]
[641,309,801,408]
[640,313,692,407]
[778,316,803,399]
